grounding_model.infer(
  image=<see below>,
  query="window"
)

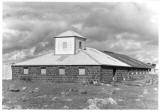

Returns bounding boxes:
[24,68,28,74]
[79,41,82,49]
[63,42,67,49]
[59,68,65,75]
[79,68,85,75]
[41,68,46,75]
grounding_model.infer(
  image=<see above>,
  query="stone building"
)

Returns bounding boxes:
[12,30,151,83]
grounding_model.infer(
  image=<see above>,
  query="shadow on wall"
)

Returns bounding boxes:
[3,64,12,80]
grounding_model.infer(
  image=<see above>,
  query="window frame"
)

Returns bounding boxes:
[78,68,85,75]
[24,67,29,75]
[41,67,46,75]
[59,68,65,75]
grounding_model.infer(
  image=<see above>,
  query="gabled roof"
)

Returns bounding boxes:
[103,51,151,69]
[14,47,130,67]
[55,30,86,39]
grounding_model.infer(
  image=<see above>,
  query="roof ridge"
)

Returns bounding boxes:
[103,50,151,68]
[103,50,115,54]
[117,53,151,68]
[86,48,130,67]
[55,30,86,38]
[81,49,101,65]
[96,49,131,66]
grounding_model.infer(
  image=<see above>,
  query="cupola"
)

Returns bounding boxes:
[54,30,86,55]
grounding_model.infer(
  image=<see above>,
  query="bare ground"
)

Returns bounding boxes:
[2,76,158,109]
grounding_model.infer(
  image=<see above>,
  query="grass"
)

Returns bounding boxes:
[2,76,158,109]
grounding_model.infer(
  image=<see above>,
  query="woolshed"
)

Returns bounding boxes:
[12,30,151,83]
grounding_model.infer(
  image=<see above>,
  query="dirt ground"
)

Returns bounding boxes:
[2,76,158,109]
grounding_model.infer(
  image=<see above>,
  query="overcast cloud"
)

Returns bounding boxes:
[3,2,158,64]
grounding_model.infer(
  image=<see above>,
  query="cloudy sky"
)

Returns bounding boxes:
[3,2,159,64]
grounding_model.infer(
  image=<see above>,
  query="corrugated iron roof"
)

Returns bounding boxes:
[55,30,86,39]
[14,47,130,67]
[13,30,151,69]
[103,51,151,69]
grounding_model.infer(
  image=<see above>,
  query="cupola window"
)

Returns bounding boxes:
[63,42,67,49]
[79,41,82,49]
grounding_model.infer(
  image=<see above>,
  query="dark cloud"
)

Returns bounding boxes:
[83,3,158,42]
[3,20,68,54]
[3,2,158,64]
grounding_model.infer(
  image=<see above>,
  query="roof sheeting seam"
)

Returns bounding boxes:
[82,50,101,65]
[90,48,130,67]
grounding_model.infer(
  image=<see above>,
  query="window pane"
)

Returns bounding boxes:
[79,69,85,75]
[79,41,82,49]
[24,69,28,74]
[63,42,67,49]
[41,69,46,75]
[59,69,65,75]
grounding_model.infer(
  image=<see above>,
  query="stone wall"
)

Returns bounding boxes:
[46,66,58,75]
[12,65,101,83]
[101,66,113,83]
[29,67,41,76]
[114,68,148,81]
[114,69,128,82]
[101,66,148,83]
[12,65,148,83]
[12,66,24,80]
[127,69,148,80]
